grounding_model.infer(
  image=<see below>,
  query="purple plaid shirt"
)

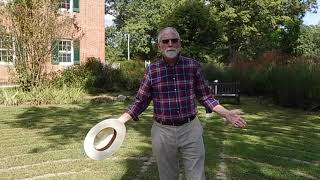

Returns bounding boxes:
[127,55,219,123]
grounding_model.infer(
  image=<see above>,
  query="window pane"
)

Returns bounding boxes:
[66,54,71,62]
[0,39,3,48]
[60,0,70,9]
[57,40,72,63]
[58,41,63,51]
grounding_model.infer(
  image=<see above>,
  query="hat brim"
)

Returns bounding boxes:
[84,118,126,160]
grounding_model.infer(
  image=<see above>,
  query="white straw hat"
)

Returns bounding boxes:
[84,118,126,160]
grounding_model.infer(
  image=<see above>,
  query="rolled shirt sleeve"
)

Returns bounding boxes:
[126,67,152,121]
[194,62,220,112]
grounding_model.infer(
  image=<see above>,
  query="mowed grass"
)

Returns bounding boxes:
[0,97,319,179]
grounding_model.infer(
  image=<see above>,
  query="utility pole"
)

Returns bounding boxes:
[127,33,130,60]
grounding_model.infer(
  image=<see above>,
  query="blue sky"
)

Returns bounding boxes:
[105,14,115,27]
[303,0,320,25]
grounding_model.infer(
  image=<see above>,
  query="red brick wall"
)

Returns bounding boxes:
[78,0,105,63]
[0,65,10,82]
[0,0,105,83]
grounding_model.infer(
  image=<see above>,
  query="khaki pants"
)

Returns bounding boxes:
[151,117,206,180]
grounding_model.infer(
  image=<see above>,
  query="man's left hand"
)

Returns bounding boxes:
[225,109,246,128]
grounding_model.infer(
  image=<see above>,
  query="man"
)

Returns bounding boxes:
[118,27,246,180]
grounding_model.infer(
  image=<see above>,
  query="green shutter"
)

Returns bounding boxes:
[51,41,59,65]
[73,40,80,65]
[73,0,80,12]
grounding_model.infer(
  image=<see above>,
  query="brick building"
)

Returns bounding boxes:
[0,0,105,84]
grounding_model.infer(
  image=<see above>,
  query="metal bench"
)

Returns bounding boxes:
[209,80,240,104]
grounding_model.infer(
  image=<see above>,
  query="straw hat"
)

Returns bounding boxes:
[84,118,126,160]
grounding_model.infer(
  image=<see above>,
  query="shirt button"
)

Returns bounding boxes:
[174,89,176,91]
[173,78,175,80]
[177,111,180,113]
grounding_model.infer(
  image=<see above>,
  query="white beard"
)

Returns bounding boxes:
[164,49,179,59]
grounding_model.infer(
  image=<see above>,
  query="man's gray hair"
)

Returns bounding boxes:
[157,27,180,43]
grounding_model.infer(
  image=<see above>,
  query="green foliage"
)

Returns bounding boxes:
[162,0,221,62]
[111,0,176,58]
[202,53,320,109]
[296,25,320,58]
[106,0,317,63]
[2,95,320,178]
[0,86,84,105]
[105,26,127,62]
[0,88,19,105]
[0,58,146,105]
[53,57,122,93]
[120,60,145,91]
[229,57,320,108]
[209,0,317,61]
[52,58,145,93]
[1,0,74,90]
[268,59,320,107]
[202,62,233,82]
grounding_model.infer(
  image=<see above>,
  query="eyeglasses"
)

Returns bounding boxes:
[161,38,179,44]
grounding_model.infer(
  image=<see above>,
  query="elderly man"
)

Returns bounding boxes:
[118,27,246,180]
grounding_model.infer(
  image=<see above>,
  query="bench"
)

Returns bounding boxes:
[209,80,240,104]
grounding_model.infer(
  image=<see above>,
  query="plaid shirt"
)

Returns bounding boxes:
[127,55,219,123]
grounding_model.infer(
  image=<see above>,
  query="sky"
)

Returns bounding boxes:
[105,14,115,27]
[302,0,320,25]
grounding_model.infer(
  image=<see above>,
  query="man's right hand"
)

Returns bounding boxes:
[118,113,132,124]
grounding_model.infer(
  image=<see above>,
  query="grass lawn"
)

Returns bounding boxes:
[0,97,319,180]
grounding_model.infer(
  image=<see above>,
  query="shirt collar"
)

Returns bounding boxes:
[162,54,182,67]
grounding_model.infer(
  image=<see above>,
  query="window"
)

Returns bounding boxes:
[0,37,14,64]
[59,0,79,13]
[60,0,71,10]
[58,40,73,65]
[52,39,79,65]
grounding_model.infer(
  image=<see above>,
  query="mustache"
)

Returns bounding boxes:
[165,48,178,52]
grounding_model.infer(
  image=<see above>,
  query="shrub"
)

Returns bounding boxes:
[52,58,145,93]
[203,54,320,109]
[0,86,84,106]
[202,62,234,82]
[120,60,145,91]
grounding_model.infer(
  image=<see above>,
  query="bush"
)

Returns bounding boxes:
[0,58,147,105]
[268,59,320,107]
[202,62,233,82]
[0,86,84,106]
[120,60,145,91]
[230,57,320,108]
[203,54,320,109]
[52,58,145,93]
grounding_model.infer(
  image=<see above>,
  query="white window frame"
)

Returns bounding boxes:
[59,0,73,13]
[58,40,74,66]
[0,37,15,66]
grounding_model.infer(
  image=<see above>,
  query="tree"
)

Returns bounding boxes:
[208,0,318,62]
[295,25,320,58]
[0,0,79,89]
[163,0,222,62]
[105,26,127,62]
[104,0,183,60]
[105,0,318,62]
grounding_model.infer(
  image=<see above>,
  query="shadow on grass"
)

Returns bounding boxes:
[7,102,124,146]
[222,97,320,179]
[5,96,319,179]
[4,99,159,179]
[3,98,227,179]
